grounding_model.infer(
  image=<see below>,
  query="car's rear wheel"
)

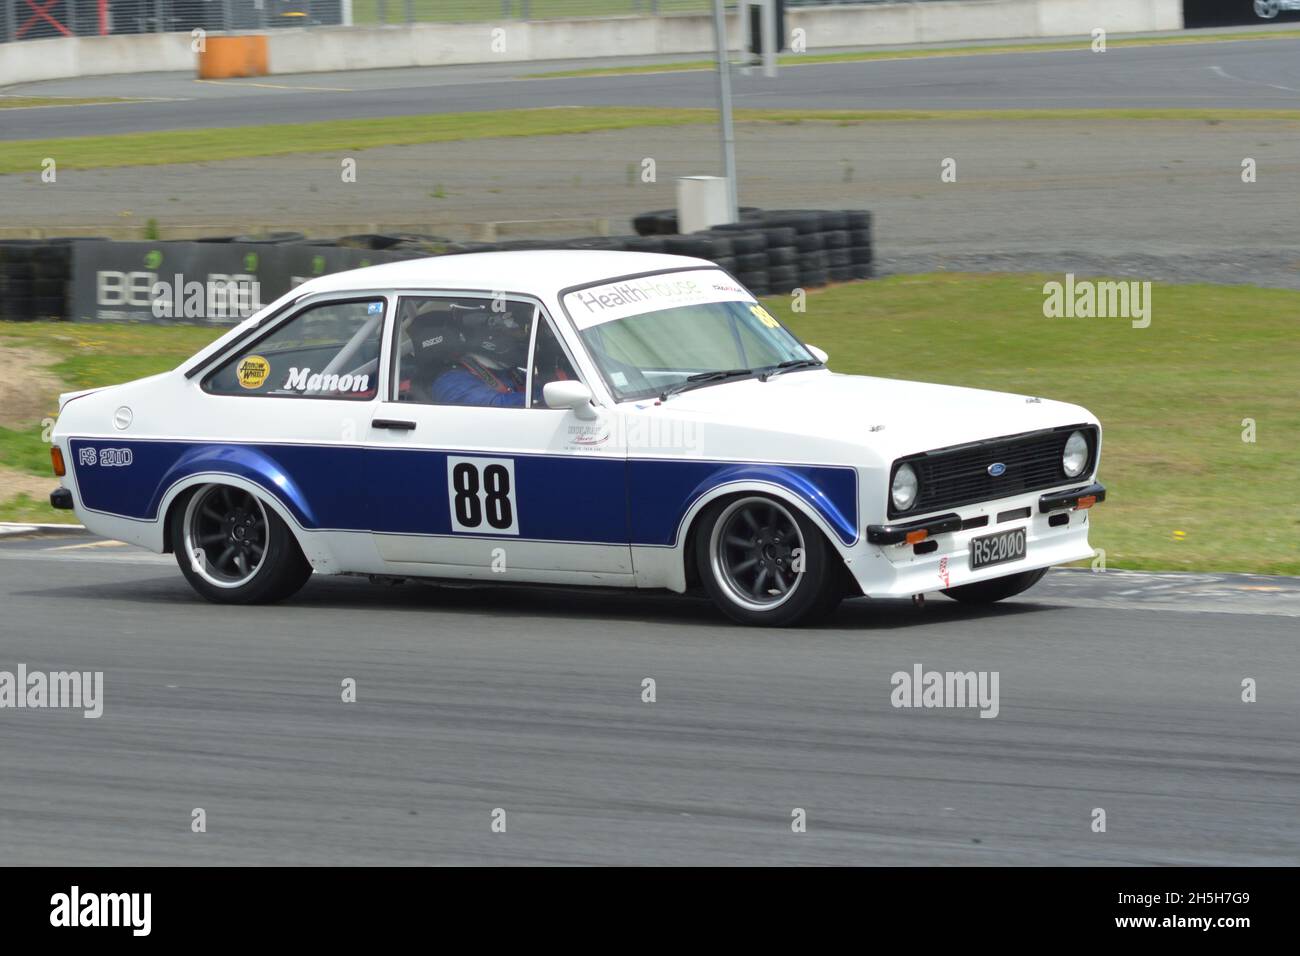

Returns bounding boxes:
[172,484,312,604]
[695,495,843,626]
[942,566,1048,604]
[1255,0,1281,19]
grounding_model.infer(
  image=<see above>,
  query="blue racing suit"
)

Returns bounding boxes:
[431,358,526,408]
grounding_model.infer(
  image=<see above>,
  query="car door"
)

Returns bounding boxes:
[364,290,633,584]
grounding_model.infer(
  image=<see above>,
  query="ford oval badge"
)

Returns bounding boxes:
[987,462,1007,477]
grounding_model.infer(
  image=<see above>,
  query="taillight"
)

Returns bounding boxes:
[51,446,66,477]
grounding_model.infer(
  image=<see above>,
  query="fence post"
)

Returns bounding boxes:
[404,0,413,23]
[378,0,387,24]
[521,0,529,19]
[155,0,164,33]
[5,0,15,43]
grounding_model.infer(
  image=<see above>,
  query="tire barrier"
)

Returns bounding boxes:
[631,207,873,292]
[0,209,872,324]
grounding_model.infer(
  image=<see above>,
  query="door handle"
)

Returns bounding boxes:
[372,419,416,430]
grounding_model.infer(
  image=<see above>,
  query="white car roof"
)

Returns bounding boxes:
[293,250,716,299]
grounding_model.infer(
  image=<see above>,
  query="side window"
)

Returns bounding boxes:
[203,299,384,399]
[529,315,580,408]
[393,295,535,408]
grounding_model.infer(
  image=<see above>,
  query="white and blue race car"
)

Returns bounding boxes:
[49,251,1105,626]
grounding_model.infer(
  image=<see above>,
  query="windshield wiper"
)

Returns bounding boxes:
[659,368,755,401]
[759,358,824,382]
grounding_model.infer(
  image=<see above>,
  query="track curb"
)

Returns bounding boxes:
[0,521,90,538]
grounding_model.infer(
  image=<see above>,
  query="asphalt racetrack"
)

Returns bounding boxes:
[4,33,1300,140]
[1,534,1296,865]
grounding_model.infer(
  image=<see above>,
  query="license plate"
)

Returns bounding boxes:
[970,527,1027,570]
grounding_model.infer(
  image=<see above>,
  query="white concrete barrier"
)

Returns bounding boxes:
[0,0,1185,87]
[0,33,194,85]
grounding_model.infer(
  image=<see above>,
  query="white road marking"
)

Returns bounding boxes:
[1208,64,1300,93]
[193,80,354,93]
[47,539,130,551]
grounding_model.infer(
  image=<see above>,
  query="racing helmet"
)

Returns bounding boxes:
[455,302,529,367]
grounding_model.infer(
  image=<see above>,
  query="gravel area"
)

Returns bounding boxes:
[3,118,1298,286]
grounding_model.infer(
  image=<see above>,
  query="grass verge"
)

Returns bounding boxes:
[3,275,1296,575]
[3,107,1299,174]
[0,323,226,524]
[0,96,141,110]
[527,29,1300,78]
[771,274,1300,576]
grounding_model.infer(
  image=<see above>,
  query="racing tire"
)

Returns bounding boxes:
[1254,1,1280,18]
[846,210,873,230]
[736,251,769,272]
[695,495,844,626]
[633,209,678,235]
[799,269,830,288]
[767,264,800,293]
[738,270,770,294]
[766,245,797,267]
[621,235,667,253]
[795,233,825,253]
[822,229,850,250]
[171,484,313,605]
[714,230,766,255]
[942,567,1048,604]
[757,211,823,234]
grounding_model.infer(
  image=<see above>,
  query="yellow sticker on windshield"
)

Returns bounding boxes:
[750,304,779,329]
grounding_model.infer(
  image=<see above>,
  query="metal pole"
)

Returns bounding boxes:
[404,0,413,24]
[761,0,776,78]
[711,0,738,222]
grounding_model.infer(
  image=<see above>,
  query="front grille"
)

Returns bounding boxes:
[891,425,1096,518]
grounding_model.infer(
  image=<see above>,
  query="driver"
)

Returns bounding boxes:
[430,305,530,408]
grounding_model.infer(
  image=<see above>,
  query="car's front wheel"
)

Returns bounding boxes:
[1255,0,1281,18]
[695,494,844,626]
[171,484,312,604]
[942,566,1047,604]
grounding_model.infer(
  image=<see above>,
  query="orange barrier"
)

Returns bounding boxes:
[197,35,269,80]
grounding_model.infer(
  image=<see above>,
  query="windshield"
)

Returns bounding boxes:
[563,269,814,401]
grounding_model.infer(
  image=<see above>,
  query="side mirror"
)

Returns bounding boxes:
[544,380,598,420]
[806,345,829,364]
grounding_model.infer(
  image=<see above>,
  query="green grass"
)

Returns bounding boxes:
[0,96,140,110]
[769,274,1300,576]
[528,28,1300,77]
[3,275,1298,576]
[0,323,225,524]
[3,107,1298,174]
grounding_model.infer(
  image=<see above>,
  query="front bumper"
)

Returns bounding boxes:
[855,482,1105,598]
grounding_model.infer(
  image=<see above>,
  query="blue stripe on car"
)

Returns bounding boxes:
[69,439,858,547]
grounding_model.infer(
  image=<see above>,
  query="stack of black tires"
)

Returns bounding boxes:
[631,207,873,292]
[0,239,81,322]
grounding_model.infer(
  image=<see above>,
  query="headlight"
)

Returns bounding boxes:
[1062,430,1089,478]
[891,463,919,511]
